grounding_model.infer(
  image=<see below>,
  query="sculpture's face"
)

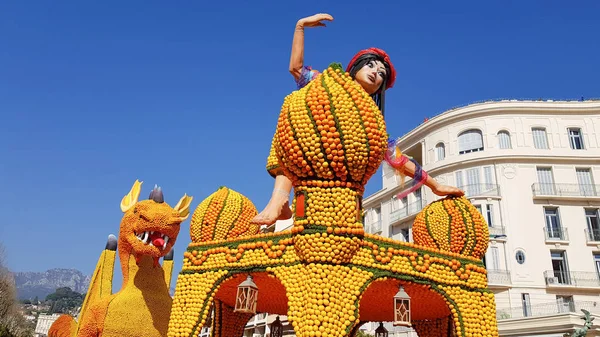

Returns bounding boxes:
[353,60,387,95]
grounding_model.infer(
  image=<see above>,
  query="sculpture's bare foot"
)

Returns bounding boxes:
[251,200,292,225]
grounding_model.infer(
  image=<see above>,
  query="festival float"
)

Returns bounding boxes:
[166,64,500,337]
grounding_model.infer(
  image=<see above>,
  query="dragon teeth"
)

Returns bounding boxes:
[135,231,170,248]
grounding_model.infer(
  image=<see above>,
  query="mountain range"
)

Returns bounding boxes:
[13,268,91,300]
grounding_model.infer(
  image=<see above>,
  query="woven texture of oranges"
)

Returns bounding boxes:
[189,186,259,243]
[413,196,489,259]
[267,63,388,189]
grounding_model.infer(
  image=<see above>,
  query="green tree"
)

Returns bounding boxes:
[355,331,374,337]
[46,287,84,314]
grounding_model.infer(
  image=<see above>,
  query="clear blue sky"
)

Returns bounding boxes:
[1,1,599,291]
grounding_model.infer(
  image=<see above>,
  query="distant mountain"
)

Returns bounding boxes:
[13,268,91,300]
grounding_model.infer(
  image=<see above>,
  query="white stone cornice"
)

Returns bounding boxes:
[397,100,600,148]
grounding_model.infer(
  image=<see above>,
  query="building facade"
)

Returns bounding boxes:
[362,99,600,336]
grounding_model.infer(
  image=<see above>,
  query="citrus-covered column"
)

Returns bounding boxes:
[437,285,499,337]
[210,299,254,337]
[292,184,365,264]
[270,264,373,337]
[167,270,229,337]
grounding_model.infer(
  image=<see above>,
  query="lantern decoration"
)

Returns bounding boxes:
[234,275,258,314]
[393,286,411,327]
[270,316,283,337]
[375,322,389,337]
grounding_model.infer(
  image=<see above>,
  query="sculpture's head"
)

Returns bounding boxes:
[119,180,193,262]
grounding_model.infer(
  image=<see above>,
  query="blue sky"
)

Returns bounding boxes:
[1,1,599,291]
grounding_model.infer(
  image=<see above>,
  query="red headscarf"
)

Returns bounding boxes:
[346,47,397,90]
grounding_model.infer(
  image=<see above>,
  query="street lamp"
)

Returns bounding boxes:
[393,285,411,327]
[234,275,258,314]
[375,322,389,337]
[270,316,283,337]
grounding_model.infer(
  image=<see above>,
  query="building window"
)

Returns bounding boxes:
[370,207,382,234]
[458,129,484,154]
[455,171,464,189]
[390,196,400,212]
[435,142,445,161]
[400,228,410,242]
[594,253,600,278]
[532,127,549,149]
[465,168,482,195]
[521,293,531,317]
[488,246,500,270]
[544,207,563,240]
[586,209,600,242]
[536,167,555,195]
[497,130,512,149]
[476,204,494,227]
[456,167,497,197]
[550,251,570,284]
[516,250,526,264]
[568,128,584,150]
[483,166,494,191]
[576,168,595,196]
[485,204,494,227]
[556,295,575,312]
[414,188,422,203]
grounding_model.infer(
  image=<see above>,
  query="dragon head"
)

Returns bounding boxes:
[118,180,193,265]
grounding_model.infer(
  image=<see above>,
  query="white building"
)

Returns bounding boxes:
[34,313,61,337]
[362,99,600,336]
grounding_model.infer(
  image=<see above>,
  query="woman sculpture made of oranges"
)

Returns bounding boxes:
[251,13,464,227]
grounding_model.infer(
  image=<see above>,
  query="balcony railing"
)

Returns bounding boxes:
[532,183,600,198]
[496,300,598,320]
[487,269,512,286]
[543,227,569,241]
[390,199,426,223]
[585,228,600,242]
[462,184,501,198]
[366,220,382,234]
[543,270,600,287]
[488,226,506,237]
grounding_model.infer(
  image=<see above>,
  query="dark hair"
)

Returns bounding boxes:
[347,54,391,117]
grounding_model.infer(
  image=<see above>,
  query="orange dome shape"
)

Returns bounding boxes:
[190,186,259,242]
[412,196,489,259]
[272,63,388,187]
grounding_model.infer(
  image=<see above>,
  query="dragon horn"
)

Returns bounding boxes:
[149,184,164,203]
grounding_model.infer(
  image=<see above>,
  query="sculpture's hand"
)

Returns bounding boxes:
[298,13,334,28]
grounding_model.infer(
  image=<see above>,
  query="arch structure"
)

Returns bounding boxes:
[167,229,497,337]
[167,64,499,337]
